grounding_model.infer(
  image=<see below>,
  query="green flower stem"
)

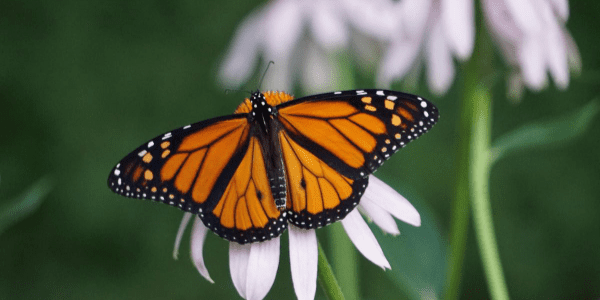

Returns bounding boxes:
[318,241,346,300]
[326,51,359,300]
[329,224,359,300]
[444,3,509,298]
[470,88,509,300]
[444,91,473,300]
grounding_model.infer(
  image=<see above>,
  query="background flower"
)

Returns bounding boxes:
[482,0,581,99]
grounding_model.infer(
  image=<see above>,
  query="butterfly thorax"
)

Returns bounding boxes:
[246,91,289,211]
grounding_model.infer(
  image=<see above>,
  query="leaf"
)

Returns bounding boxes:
[491,100,599,163]
[373,192,447,300]
[0,176,53,236]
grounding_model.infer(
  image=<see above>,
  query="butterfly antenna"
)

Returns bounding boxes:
[258,61,275,91]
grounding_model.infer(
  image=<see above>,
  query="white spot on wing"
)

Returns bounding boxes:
[183,125,191,129]
[421,101,427,108]
[147,141,154,148]
[376,90,384,96]
[138,150,147,157]
[387,95,398,101]
[334,91,342,95]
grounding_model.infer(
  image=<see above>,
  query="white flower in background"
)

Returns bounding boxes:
[218,0,406,93]
[482,0,581,99]
[219,0,580,100]
[377,0,475,95]
[219,0,351,93]
[172,175,421,300]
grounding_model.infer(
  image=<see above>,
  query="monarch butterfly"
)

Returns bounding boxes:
[108,89,438,244]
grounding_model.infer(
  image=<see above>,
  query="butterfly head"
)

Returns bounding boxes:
[250,91,268,109]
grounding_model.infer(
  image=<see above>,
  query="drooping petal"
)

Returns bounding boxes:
[518,35,547,90]
[218,7,266,88]
[229,242,251,299]
[482,0,522,43]
[173,212,193,260]
[541,1,569,89]
[341,210,391,270]
[377,39,422,87]
[343,0,399,41]
[426,18,455,95]
[190,217,214,283]
[564,30,581,75]
[400,0,432,40]
[507,71,525,101]
[301,41,339,93]
[358,200,400,236]
[264,0,304,57]
[364,175,421,227]
[504,0,542,35]
[289,226,318,300]
[245,238,281,300]
[309,0,349,50]
[549,0,569,21]
[441,0,474,60]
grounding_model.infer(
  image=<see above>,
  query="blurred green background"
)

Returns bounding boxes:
[1,1,599,299]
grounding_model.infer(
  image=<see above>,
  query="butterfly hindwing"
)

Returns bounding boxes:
[201,134,287,244]
[278,130,368,229]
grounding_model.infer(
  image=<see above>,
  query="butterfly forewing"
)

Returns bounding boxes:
[276,89,439,177]
[108,115,251,214]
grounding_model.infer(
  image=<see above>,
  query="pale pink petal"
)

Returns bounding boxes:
[482,0,522,43]
[426,19,455,95]
[358,200,400,236]
[173,212,193,260]
[504,0,542,35]
[400,0,432,40]
[549,0,569,21]
[309,0,349,50]
[229,242,251,298]
[341,210,391,270]
[441,0,474,60]
[507,71,525,101]
[190,217,214,283]
[518,36,547,90]
[351,33,381,72]
[541,1,569,89]
[264,0,304,56]
[289,226,318,300]
[245,238,280,300]
[377,39,422,87]
[301,42,339,93]
[364,175,421,227]
[218,7,265,88]
[342,0,398,41]
[564,30,581,75]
